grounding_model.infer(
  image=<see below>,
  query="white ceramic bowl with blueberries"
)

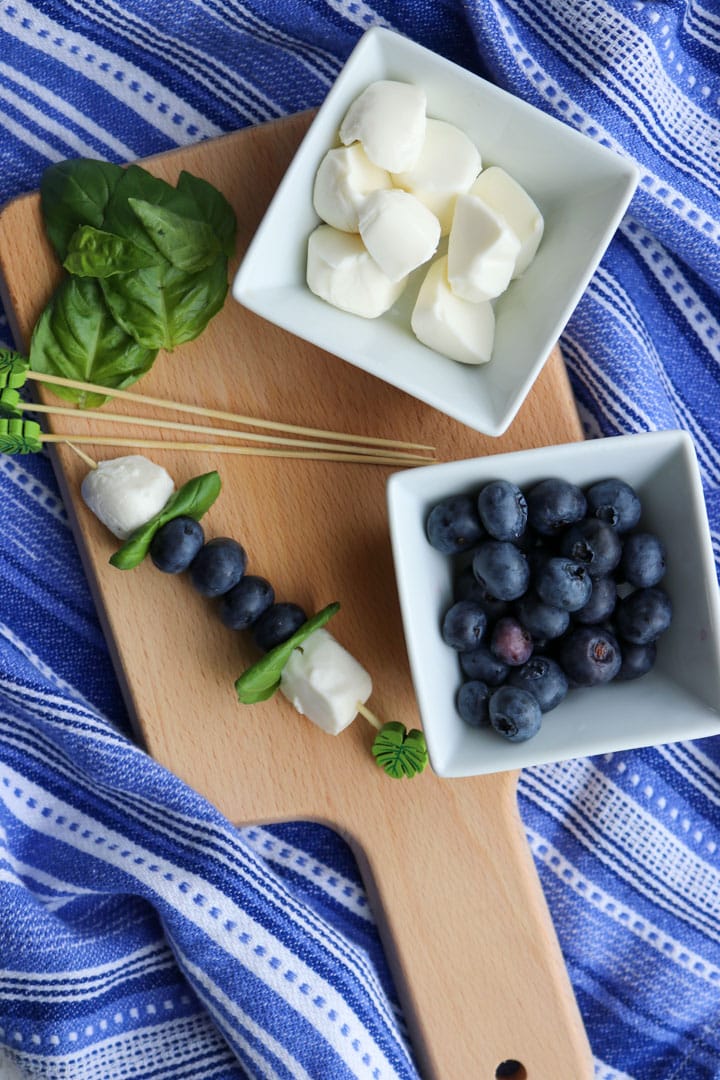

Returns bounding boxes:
[386,430,720,778]
[233,25,639,437]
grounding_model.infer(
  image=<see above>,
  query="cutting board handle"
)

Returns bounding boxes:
[334,771,593,1079]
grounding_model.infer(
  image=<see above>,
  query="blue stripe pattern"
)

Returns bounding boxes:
[1,3,719,1077]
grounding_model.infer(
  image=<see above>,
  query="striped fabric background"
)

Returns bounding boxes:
[1,2,719,1078]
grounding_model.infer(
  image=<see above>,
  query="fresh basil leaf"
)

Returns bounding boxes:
[63,225,163,277]
[177,170,237,257]
[100,254,228,351]
[40,159,124,261]
[101,165,203,256]
[234,602,340,705]
[128,198,222,272]
[29,276,157,408]
[109,471,221,570]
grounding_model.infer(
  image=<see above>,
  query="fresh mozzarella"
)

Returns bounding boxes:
[81,455,174,540]
[392,118,482,235]
[306,224,407,318]
[313,143,392,233]
[280,628,373,735]
[339,80,427,173]
[469,166,544,277]
[358,189,440,283]
[447,193,521,302]
[411,254,495,365]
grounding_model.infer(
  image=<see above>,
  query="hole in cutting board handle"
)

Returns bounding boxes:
[495,1061,527,1079]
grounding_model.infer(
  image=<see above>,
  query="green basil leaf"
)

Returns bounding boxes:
[101,165,203,255]
[40,159,124,260]
[63,225,164,278]
[177,170,237,257]
[100,254,228,351]
[235,602,341,705]
[29,276,158,408]
[128,199,222,272]
[109,470,221,570]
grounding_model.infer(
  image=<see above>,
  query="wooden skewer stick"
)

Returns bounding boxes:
[63,441,97,470]
[26,371,434,453]
[21,401,434,464]
[39,433,430,467]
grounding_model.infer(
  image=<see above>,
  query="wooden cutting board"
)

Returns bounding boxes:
[0,114,593,1079]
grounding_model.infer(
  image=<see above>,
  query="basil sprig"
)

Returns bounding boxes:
[33,159,237,405]
[235,602,340,705]
[110,470,221,570]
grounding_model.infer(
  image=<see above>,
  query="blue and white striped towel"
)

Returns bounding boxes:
[1,3,719,1077]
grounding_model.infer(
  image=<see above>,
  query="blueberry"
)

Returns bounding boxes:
[615,587,672,645]
[252,602,307,652]
[189,537,247,597]
[426,495,484,554]
[489,686,542,742]
[616,641,657,681]
[535,557,593,612]
[572,575,617,625]
[619,532,666,588]
[515,592,570,640]
[459,644,510,686]
[585,478,641,533]
[454,566,509,622]
[477,480,527,541]
[441,600,487,651]
[490,617,533,666]
[472,540,530,602]
[559,627,622,686]
[219,574,275,630]
[456,680,491,727]
[526,478,587,536]
[559,518,622,578]
[150,516,204,574]
[509,656,568,712]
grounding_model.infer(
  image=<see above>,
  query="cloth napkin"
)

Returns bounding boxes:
[1,3,719,1078]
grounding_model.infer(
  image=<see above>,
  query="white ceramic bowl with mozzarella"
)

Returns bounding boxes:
[386,430,720,777]
[233,26,639,437]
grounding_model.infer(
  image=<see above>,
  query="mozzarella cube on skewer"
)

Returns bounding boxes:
[280,628,373,735]
[81,455,174,539]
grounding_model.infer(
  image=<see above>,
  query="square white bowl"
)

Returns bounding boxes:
[232,25,638,437]
[387,431,720,778]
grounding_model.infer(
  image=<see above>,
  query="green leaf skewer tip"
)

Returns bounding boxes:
[372,722,429,779]
[0,418,43,455]
[0,349,30,390]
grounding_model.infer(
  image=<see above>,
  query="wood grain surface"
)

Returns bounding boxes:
[0,113,593,1079]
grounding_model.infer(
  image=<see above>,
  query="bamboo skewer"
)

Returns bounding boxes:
[26,370,434,453]
[21,401,434,464]
[40,432,424,467]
